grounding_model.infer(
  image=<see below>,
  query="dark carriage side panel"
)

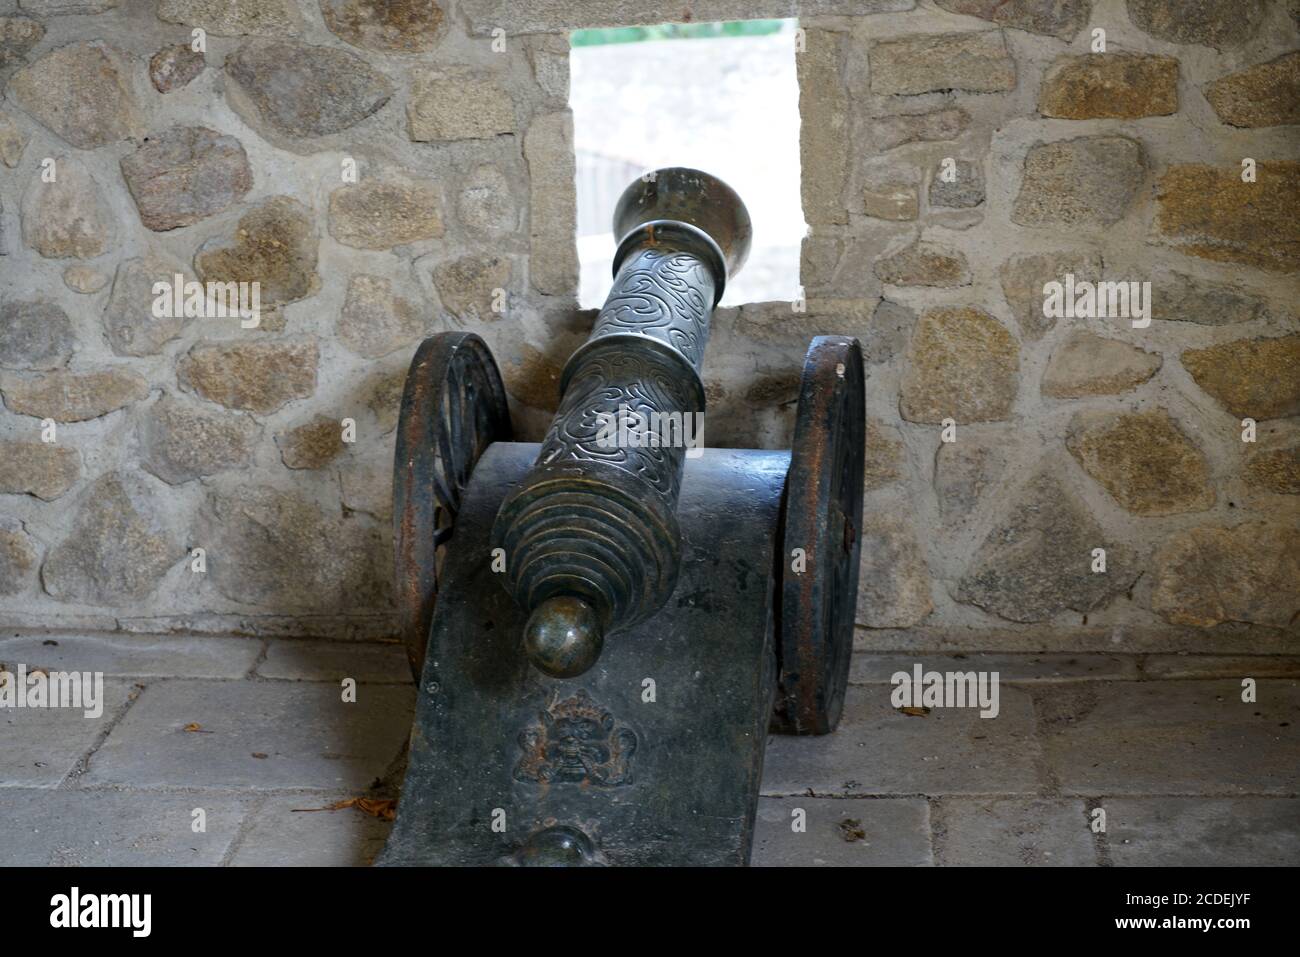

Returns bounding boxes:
[380,442,788,866]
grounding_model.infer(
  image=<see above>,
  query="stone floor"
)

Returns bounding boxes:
[1,632,1296,866]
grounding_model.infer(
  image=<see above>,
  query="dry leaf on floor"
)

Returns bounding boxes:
[838,818,867,843]
[292,797,397,822]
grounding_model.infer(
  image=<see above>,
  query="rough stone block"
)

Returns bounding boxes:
[0,632,261,679]
[408,69,514,141]
[1042,333,1160,398]
[42,472,180,606]
[82,680,415,790]
[225,41,391,139]
[0,788,248,866]
[1065,408,1214,516]
[194,196,319,306]
[1106,797,1300,865]
[0,440,79,500]
[120,126,252,231]
[870,31,1015,95]
[751,796,932,866]
[1181,335,1300,419]
[322,0,446,53]
[0,522,37,595]
[524,112,578,296]
[103,256,186,357]
[21,155,112,259]
[760,684,1039,796]
[1151,523,1299,629]
[1039,54,1178,119]
[871,107,970,151]
[957,472,1138,622]
[934,798,1096,865]
[0,368,149,422]
[338,274,424,359]
[1038,680,1300,795]
[0,679,135,788]
[875,239,971,287]
[1012,136,1146,228]
[139,395,260,485]
[462,1,914,34]
[8,41,136,149]
[1154,162,1300,273]
[1126,0,1264,49]
[928,159,984,209]
[998,249,1101,340]
[900,307,1018,423]
[275,415,347,470]
[200,485,388,613]
[256,641,411,683]
[158,0,301,36]
[799,29,849,226]
[856,514,934,628]
[149,44,204,93]
[1148,271,1263,326]
[178,339,319,415]
[935,0,1090,39]
[1205,52,1300,128]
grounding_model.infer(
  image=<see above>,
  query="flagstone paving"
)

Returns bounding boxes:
[0,633,1295,867]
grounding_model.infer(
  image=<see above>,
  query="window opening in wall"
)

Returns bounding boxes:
[569,19,805,308]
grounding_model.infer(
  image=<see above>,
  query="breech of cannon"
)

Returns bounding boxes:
[382,168,866,867]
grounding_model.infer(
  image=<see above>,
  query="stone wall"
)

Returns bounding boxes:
[0,0,1296,651]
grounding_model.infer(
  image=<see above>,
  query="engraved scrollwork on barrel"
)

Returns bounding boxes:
[587,247,717,369]
[539,345,701,504]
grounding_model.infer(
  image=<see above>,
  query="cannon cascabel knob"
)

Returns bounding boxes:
[523,595,604,678]
[492,168,751,678]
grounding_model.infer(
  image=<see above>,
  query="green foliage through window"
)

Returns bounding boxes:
[571,20,789,46]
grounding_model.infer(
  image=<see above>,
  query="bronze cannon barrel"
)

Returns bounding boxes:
[491,168,752,677]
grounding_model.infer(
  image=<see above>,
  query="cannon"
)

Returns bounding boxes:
[379,168,865,866]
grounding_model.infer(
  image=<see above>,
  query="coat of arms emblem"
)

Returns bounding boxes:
[514,690,638,787]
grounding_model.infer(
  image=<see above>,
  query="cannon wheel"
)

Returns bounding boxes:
[394,333,511,680]
[772,336,866,735]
